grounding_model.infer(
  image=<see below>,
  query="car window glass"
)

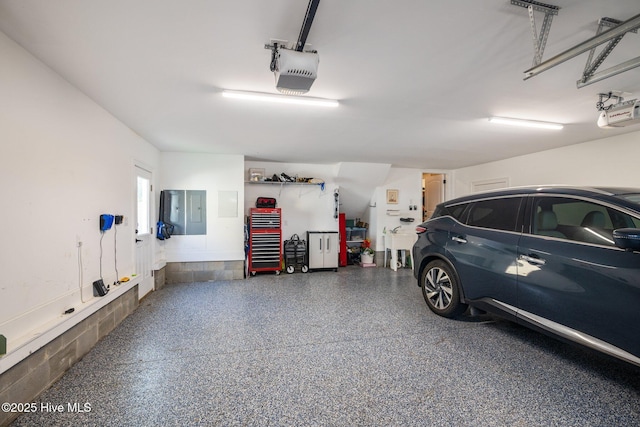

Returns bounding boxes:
[430,205,446,220]
[448,203,469,222]
[532,197,640,246]
[620,193,640,204]
[609,209,640,229]
[466,198,521,231]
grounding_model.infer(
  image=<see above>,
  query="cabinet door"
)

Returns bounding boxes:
[308,232,325,269]
[323,233,339,268]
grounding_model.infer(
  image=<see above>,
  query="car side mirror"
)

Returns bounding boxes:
[612,228,640,252]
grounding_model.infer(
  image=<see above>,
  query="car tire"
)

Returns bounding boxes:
[420,260,467,318]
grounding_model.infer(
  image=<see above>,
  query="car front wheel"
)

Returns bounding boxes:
[420,260,467,318]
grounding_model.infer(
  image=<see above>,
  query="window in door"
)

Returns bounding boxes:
[137,175,150,235]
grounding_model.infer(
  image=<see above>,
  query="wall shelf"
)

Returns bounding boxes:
[246,181,323,186]
[245,180,325,196]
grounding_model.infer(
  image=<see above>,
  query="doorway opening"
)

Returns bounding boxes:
[422,173,445,222]
[135,165,154,299]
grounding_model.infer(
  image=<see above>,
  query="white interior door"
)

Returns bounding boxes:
[424,174,444,220]
[135,165,154,299]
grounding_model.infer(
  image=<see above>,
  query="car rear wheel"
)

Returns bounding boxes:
[421,260,467,318]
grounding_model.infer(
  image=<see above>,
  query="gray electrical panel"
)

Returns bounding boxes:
[186,190,206,235]
[161,190,206,235]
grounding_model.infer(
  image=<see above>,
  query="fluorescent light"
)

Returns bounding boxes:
[488,116,564,130]
[222,90,339,108]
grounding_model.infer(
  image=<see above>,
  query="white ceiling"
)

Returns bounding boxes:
[1,0,640,169]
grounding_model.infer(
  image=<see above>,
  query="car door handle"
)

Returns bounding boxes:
[520,254,545,265]
[451,236,467,244]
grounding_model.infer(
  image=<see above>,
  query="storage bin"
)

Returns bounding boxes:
[347,227,366,242]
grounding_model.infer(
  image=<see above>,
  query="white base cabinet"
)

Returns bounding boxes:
[307,231,339,271]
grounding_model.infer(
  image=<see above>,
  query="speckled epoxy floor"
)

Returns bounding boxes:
[11,266,640,426]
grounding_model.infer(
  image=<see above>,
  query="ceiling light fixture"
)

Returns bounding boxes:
[222,90,338,108]
[488,116,564,130]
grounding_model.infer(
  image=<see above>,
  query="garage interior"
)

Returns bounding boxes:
[1,1,640,425]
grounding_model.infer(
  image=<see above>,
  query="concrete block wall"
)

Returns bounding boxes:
[0,286,138,427]
[154,266,166,291]
[165,261,244,284]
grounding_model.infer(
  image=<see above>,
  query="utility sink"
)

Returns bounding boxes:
[385,230,417,271]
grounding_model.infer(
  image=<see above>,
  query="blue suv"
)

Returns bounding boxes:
[412,186,640,367]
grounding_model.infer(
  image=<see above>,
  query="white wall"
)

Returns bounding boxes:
[160,152,246,262]
[0,30,159,365]
[334,162,391,219]
[372,167,423,251]
[243,162,436,254]
[244,160,429,255]
[452,131,640,196]
[244,161,340,239]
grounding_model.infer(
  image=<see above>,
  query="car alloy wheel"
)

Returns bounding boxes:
[426,267,453,308]
[421,260,467,318]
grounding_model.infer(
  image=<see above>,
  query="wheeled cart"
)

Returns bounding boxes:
[284,234,308,274]
[248,208,282,276]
